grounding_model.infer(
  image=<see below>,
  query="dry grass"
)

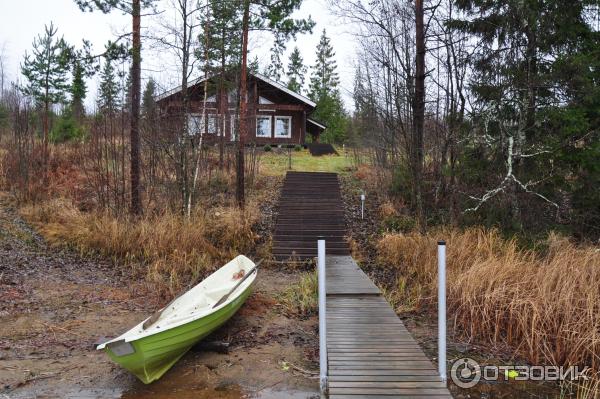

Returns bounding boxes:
[278,271,317,317]
[21,198,261,296]
[377,227,600,373]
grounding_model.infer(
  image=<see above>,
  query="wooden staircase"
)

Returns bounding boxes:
[272,171,350,261]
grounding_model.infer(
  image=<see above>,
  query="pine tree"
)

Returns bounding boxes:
[307,29,346,143]
[70,59,87,122]
[286,46,306,93]
[97,58,120,114]
[20,22,71,170]
[122,66,132,114]
[197,0,243,77]
[264,36,285,82]
[75,0,156,215]
[141,78,156,120]
[248,56,260,74]
[308,29,339,101]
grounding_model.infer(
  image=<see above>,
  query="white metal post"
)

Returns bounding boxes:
[360,193,365,220]
[438,240,447,382]
[318,239,328,394]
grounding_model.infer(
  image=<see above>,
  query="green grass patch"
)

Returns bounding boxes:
[278,271,317,317]
[260,148,353,175]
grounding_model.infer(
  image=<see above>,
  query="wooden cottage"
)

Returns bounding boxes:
[156,72,326,145]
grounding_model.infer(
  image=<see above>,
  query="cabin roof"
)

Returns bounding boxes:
[156,71,316,108]
[307,118,327,130]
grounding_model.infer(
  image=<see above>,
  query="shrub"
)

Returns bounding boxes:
[382,214,415,233]
[390,164,411,200]
[263,144,272,152]
[50,112,86,143]
[294,144,302,152]
[208,172,231,192]
[278,271,317,317]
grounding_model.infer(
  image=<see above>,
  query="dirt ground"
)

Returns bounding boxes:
[0,199,319,399]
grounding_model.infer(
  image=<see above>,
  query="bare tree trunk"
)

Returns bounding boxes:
[187,1,210,217]
[43,97,49,183]
[219,30,226,170]
[236,0,250,209]
[130,0,143,215]
[413,0,426,231]
[180,0,191,216]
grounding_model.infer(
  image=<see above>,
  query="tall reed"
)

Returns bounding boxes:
[377,228,600,371]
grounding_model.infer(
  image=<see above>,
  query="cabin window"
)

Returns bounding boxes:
[274,116,292,138]
[256,116,272,138]
[230,114,238,141]
[187,114,204,136]
[207,114,218,134]
[207,94,217,102]
[187,114,219,135]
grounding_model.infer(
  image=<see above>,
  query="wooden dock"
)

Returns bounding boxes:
[272,172,452,397]
[326,256,452,398]
[326,256,452,399]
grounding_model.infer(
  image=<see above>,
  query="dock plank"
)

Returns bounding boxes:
[325,256,452,397]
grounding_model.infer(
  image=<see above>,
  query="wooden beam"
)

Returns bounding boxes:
[301,110,307,144]
[257,104,306,111]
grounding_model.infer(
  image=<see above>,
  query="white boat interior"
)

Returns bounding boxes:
[97,255,257,349]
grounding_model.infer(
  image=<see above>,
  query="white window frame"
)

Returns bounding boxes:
[230,114,238,141]
[256,115,272,138]
[274,115,292,138]
[207,114,218,134]
[187,114,204,136]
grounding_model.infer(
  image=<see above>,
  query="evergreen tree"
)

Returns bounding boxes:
[197,1,242,74]
[308,29,339,101]
[97,58,120,114]
[20,22,71,168]
[75,0,155,215]
[141,78,156,120]
[286,46,306,93]
[452,0,600,231]
[264,36,285,82]
[70,59,87,122]
[122,66,132,114]
[308,29,346,143]
[50,107,86,143]
[248,56,260,74]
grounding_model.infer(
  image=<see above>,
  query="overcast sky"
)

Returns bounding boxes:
[0,0,357,109]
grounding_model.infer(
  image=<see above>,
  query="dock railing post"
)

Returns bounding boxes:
[438,240,447,383]
[318,238,328,395]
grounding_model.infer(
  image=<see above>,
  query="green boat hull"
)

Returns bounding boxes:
[104,284,253,384]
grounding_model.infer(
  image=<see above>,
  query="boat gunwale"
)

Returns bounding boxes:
[97,256,257,349]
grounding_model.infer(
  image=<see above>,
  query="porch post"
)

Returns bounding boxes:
[301,109,307,144]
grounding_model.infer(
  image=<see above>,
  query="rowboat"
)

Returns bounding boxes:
[97,255,258,384]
